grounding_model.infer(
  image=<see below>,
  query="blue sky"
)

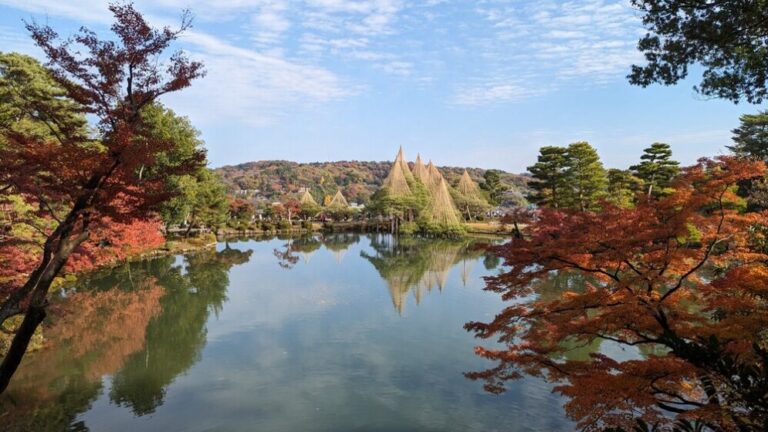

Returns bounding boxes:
[0,0,757,172]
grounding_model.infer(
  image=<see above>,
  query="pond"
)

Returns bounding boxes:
[1,234,575,432]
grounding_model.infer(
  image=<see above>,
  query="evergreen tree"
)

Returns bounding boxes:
[728,111,768,211]
[629,0,768,104]
[527,146,568,208]
[0,52,88,146]
[562,142,608,211]
[479,170,507,206]
[606,168,642,208]
[729,110,768,160]
[630,143,680,198]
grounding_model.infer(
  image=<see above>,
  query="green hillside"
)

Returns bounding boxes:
[215,160,530,207]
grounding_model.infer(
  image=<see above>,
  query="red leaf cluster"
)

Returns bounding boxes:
[468,157,768,431]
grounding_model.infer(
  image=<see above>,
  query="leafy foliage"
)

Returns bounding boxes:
[562,142,608,211]
[479,169,508,206]
[629,0,768,103]
[216,160,529,207]
[0,3,205,393]
[528,142,608,210]
[630,143,680,198]
[729,110,768,160]
[467,157,768,431]
[528,146,569,208]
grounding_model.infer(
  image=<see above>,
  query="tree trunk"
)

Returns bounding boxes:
[0,159,113,395]
[0,304,46,393]
[0,227,89,394]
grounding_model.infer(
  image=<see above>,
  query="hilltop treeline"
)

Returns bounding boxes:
[215,160,530,206]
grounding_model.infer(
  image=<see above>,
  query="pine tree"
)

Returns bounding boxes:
[562,142,608,211]
[527,146,568,208]
[728,110,768,160]
[630,143,680,198]
[479,170,507,205]
[606,168,642,208]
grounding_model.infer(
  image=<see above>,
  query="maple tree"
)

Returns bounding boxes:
[0,3,205,393]
[467,156,768,431]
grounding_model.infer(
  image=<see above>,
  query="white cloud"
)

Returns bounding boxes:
[454,81,550,106]
[172,31,355,126]
[0,0,647,111]
[458,0,643,104]
[0,1,356,127]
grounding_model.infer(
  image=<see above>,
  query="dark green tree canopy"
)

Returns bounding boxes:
[629,0,768,103]
[729,110,768,160]
[0,52,88,145]
[562,142,608,211]
[630,143,680,197]
[479,169,507,206]
[606,168,642,208]
[527,146,569,209]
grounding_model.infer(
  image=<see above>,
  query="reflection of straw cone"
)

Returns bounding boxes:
[460,259,473,286]
[435,268,450,290]
[413,283,423,305]
[301,252,314,264]
[333,249,346,264]
[387,275,410,315]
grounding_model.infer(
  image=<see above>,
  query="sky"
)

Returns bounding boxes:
[0,0,759,172]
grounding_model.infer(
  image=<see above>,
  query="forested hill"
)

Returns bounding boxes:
[215,160,530,206]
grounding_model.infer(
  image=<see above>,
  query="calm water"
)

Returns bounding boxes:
[1,234,576,431]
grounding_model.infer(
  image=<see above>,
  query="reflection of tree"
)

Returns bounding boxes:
[0,271,166,432]
[109,246,252,415]
[483,253,500,271]
[272,235,322,268]
[0,246,252,428]
[321,233,360,263]
[361,236,484,314]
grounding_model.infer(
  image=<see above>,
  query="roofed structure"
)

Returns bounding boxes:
[328,190,349,208]
[299,189,318,206]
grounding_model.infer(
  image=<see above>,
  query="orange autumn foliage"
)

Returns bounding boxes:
[0,3,204,393]
[65,217,165,273]
[1,281,164,431]
[467,157,768,431]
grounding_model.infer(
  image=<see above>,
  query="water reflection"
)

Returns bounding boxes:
[0,247,252,431]
[1,235,575,432]
[273,234,361,268]
[361,235,486,314]
[109,246,252,416]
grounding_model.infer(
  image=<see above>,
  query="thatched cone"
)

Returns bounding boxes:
[394,146,414,181]
[329,190,349,208]
[412,154,429,183]
[426,161,443,187]
[457,169,480,196]
[428,176,461,225]
[382,147,412,197]
[299,189,318,206]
